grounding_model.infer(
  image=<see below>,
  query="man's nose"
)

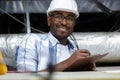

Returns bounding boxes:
[61,18,67,25]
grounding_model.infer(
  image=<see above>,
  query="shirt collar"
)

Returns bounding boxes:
[48,32,75,49]
[48,32,59,46]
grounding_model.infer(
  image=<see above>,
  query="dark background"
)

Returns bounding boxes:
[0,0,120,34]
[0,12,119,34]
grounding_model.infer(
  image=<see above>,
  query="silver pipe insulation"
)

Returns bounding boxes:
[0,32,120,67]
[73,32,120,63]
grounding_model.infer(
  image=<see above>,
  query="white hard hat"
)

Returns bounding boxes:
[47,0,79,18]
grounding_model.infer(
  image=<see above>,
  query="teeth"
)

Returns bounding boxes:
[59,27,67,31]
[57,25,67,30]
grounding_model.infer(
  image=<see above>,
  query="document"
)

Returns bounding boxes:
[64,53,109,71]
[89,53,109,62]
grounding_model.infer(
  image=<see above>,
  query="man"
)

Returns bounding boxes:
[15,0,95,72]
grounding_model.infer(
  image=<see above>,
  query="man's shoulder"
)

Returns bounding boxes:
[18,33,49,47]
[23,33,48,40]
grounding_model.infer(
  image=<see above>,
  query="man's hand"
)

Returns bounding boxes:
[51,49,96,71]
[65,49,96,71]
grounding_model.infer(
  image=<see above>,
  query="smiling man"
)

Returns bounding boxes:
[48,11,76,45]
[15,0,95,72]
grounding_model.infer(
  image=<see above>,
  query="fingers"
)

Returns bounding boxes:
[79,49,91,56]
[70,49,96,71]
[77,52,89,57]
[74,49,91,57]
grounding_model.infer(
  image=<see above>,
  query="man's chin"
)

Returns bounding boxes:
[57,33,69,39]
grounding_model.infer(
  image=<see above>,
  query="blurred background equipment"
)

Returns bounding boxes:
[0,52,7,75]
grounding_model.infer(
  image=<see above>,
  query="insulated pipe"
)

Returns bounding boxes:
[73,32,120,63]
[0,32,120,67]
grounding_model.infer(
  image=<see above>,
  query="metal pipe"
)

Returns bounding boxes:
[25,0,31,33]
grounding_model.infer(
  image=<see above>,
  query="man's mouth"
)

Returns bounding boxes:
[57,26,68,31]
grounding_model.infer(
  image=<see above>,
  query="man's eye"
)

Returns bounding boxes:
[55,15,63,18]
[67,17,75,21]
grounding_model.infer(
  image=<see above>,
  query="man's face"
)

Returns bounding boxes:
[47,11,76,39]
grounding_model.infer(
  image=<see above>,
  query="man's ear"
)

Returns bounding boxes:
[47,16,51,26]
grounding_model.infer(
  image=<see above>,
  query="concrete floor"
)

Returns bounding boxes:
[0,66,120,80]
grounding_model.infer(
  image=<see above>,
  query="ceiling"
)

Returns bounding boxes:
[0,0,120,13]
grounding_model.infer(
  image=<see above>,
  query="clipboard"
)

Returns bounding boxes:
[89,53,109,62]
[64,53,109,71]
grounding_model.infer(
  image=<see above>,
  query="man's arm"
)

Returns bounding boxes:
[40,49,96,72]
